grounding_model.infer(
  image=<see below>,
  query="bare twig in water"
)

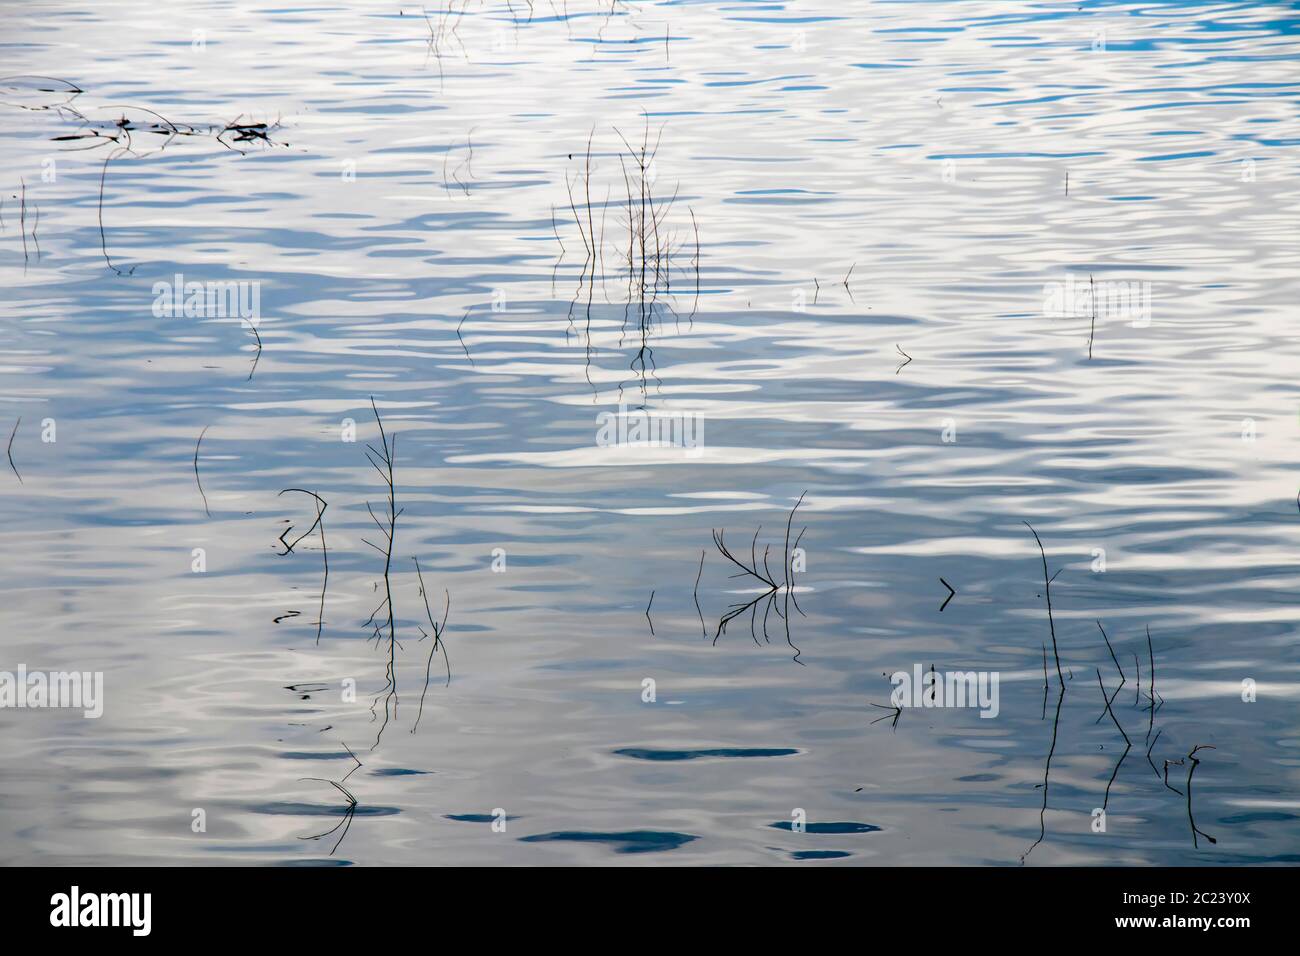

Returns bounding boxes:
[1186,745,1217,848]
[1145,624,1162,738]
[244,318,262,380]
[98,147,136,275]
[693,548,706,638]
[0,74,84,112]
[869,701,902,730]
[1145,727,1164,778]
[688,206,700,324]
[277,488,329,644]
[711,525,778,645]
[456,306,475,366]
[1025,522,1064,687]
[19,179,28,265]
[939,577,955,612]
[412,556,450,734]
[193,425,210,517]
[710,492,807,663]
[7,417,21,484]
[1041,643,1048,719]
[895,344,912,374]
[1095,668,1131,811]
[1093,621,1126,723]
[645,589,655,636]
[551,204,566,254]
[362,397,402,748]
[1163,757,1185,796]
[1021,681,1064,864]
[215,115,284,153]
[842,262,856,301]
[1087,273,1096,360]
[299,741,362,855]
[29,199,40,262]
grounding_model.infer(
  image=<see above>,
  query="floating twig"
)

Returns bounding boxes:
[1096,668,1132,811]
[7,417,20,484]
[1163,757,1185,796]
[1087,273,1096,360]
[299,741,362,855]
[1186,745,1217,848]
[693,549,706,639]
[362,397,402,749]
[456,306,475,366]
[895,344,912,374]
[939,577,955,612]
[193,425,210,517]
[710,492,807,662]
[1025,522,1064,686]
[1093,621,1126,723]
[869,701,902,730]
[1145,727,1164,778]
[277,488,329,644]
[412,556,450,734]
[1041,642,1048,719]
[1022,682,1064,863]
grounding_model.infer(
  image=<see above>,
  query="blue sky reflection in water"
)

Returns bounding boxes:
[0,0,1298,865]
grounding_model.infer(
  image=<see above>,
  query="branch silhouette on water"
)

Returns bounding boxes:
[193,425,210,517]
[7,417,21,484]
[869,700,902,730]
[1093,621,1126,723]
[412,556,450,734]
[709,492,807,662]
[1022,521,1068,862]
[1095,668,1132,811]
[299,741,362,856]
[693,549,706,638]
[1021,682,1064,864]
[1186,745,1217,848]
[362,398,402,749]
[1025,522,1064,687]
[277,488,329,644]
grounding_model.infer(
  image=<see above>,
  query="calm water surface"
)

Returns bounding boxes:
[1,0,1298,865]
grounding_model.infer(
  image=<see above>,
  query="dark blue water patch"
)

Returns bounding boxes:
[445,813,519,823]
[250,802,400,818]
[278,751,355,760]
[704,74,816,88]
[726,16,847,24]
[274,858,354,867]
[735,188,827,196]
[201,843,309,853]
[927,150,1104,160]
[519,830,697,854]
[1137,150,1215,162]
[614,747,799,761]
[770,821,882,834]
[791,850,852,860]
[371,768,430,776]
[1221,811,1297,825]
[956,773,1001,783]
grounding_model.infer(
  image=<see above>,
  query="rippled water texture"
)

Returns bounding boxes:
[1,0,1298,865]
